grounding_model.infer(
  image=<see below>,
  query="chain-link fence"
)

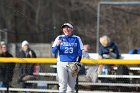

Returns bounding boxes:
[0,39,139,93]
[0,56,140,92]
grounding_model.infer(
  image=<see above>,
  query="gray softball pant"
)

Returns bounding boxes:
[57,62,77,93]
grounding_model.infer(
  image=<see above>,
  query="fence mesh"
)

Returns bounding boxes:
[0,58,139,93]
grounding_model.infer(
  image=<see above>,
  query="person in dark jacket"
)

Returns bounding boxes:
[0,44,4,88]
[98,35,120,59]
[1,43,15,87]
[17,40,36,93]
[0,43,15,93]
[98,35,120,76]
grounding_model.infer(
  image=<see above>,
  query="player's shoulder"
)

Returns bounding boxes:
[55,35,65,39]
[58,35,66,37]
[72,35,81,39]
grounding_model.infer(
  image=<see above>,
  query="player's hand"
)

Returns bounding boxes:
[56,40,62,46]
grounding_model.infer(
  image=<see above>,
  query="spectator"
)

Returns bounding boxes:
[82,44,98,83]
[0,44,3,87]
[99,35,120,59]
[128,48,140,83]
[98,35,120,75]
[78,44,91,75]
[17,40,36,93]
[128,48,140,54]
[52,23,83,93]
[0,42,15,93]
[0,44,5,93]
[2,43,15,85]
[82,44,91,58]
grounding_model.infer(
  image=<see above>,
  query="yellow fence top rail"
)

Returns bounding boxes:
[0,58,140,65]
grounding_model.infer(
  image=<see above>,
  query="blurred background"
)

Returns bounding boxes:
[0,0,140,92]
[0,0,140,56]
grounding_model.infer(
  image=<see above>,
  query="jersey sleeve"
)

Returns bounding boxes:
[52,36,60,54]
[77,36,84,56]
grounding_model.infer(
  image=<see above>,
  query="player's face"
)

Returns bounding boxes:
[63,26,73,36]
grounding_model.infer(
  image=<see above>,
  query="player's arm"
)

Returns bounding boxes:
[52,36,61,54]
[77,36,84,62]
[77,56,82,62]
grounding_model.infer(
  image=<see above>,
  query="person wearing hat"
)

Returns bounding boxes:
[17,40,36,93]
[52,23,83,93]
[98,35,120,76]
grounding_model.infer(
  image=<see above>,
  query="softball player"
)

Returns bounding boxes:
[52,23,83,93]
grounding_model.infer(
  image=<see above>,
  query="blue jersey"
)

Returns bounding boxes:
[52,35,83,62]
